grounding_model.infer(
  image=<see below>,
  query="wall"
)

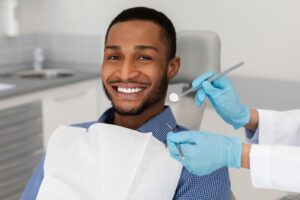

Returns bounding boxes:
[0,0,42,35]
[0,0,42,67]
[0,0,101,68]
[2,0,300,82]
[34,0,300,82]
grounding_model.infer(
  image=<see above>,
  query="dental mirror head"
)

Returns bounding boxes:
[168,62,245,104]
[169,92,179,103]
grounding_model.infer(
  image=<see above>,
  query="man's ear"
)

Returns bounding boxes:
[167,56,180,80]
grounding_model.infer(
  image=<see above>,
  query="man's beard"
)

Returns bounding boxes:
[102,73,168,116]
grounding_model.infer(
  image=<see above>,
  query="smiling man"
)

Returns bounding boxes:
[21,7,231,200]
[102,18,179,129]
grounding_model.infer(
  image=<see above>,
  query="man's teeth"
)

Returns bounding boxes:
[117,87,143,94]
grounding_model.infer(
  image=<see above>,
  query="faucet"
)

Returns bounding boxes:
[33,47,44,71]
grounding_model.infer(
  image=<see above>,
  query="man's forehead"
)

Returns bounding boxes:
[106,20,164,45]
[109,19,161,32]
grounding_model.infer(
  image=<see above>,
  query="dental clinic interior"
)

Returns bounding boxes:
[0,0,299,200]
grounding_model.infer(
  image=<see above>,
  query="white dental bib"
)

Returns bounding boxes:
[37,123,182,200]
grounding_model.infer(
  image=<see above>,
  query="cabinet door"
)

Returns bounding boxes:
[0,102,43,200]
[42,84,99,149]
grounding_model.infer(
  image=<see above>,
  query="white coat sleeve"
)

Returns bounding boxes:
[250,144,300,192]
[245,109,300,145]
[256,109,300,146]
[248,109,300,192]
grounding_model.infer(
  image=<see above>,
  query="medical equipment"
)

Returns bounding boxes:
[166,123,185,160]
[168,62,244,103]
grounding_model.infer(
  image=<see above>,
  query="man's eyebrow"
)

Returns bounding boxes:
[135,45,158,52]
[104,45,158,52]
[105,45,121,50]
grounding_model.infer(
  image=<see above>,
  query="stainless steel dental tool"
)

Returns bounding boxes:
[166,123,185,160]
[168,62,245,103]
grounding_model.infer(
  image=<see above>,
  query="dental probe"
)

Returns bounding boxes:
[166,123,185,160]
[169,62,244,103]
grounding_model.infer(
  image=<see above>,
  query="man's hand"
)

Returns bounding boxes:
[167,131,242,176]
[192,72,250,129]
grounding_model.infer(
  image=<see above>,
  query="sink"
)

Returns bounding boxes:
[0,73,13,78]
[18,68,75,79]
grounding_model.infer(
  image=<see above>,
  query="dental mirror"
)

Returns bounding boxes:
[168,62,244,103]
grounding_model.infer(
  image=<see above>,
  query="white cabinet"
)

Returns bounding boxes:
[0,102,43,200]
[42,79,102,148]
[0,77,106,199]
[0,78,104,150]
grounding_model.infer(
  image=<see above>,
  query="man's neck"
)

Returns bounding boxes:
[114,103,165,130]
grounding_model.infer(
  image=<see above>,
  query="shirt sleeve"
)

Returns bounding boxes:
[20,156,45,200]
[245,109,279,144]
[250,144,300,192]
[244,109,271,144]
[245,128,259,144]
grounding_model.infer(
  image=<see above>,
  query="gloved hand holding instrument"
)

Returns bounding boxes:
[167,62,249,176]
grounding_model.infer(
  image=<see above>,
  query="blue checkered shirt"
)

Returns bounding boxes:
[20,106,231,200]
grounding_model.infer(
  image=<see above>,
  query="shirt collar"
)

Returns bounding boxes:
[98,106,177,143]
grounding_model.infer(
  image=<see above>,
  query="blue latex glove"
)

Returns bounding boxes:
[192,72,250,129]
[167,131,242,176]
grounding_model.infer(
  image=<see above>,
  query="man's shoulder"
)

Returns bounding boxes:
[175,124,189,131]
[71,121,99,129]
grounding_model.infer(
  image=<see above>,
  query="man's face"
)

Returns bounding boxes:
[102,20,172,115]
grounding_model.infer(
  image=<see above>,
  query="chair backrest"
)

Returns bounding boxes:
[166,30,221,130]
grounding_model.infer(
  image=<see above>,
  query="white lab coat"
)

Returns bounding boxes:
[247,109,300,192]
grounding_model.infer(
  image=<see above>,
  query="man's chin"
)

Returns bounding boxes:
[114,106,145,116]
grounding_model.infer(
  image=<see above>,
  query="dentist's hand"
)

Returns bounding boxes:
[192,72,250,129]
[167,131,242,176]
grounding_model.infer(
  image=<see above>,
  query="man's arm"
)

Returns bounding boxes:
[20,156,45,200]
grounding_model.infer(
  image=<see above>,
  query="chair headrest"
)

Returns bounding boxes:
[170,30,221,84]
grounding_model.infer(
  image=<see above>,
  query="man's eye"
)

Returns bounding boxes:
[107,56,119,60]
[138,56,152,61]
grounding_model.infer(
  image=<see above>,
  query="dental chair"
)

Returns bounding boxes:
[166,30,221,130]
[166,30,236,200]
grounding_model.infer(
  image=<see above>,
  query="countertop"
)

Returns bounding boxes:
[0,66,100,100]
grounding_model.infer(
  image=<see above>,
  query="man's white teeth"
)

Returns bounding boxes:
[117,87,143,94]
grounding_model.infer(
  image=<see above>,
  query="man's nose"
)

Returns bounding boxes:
[119,61,139,81]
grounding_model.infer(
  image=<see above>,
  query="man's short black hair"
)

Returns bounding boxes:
[105,7,176,61]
